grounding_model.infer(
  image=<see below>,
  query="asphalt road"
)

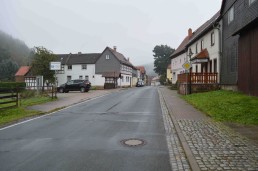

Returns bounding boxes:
[0,86,171,171]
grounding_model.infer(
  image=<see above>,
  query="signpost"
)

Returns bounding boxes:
[182,61,192,70]
[50,62,61,98]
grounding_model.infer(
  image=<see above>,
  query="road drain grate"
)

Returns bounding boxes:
[120,138,146,147]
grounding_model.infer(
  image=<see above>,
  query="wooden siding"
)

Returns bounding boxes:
[220,0,258,85]
[238,24,258,96]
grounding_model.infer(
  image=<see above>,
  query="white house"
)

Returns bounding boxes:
[171,11,221,84]
[170,29,192,84]
[56,53,105,87]
[186,11,221,82]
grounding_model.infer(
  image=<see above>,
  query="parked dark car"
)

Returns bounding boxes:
[57,79,91,93]
[136,80,144,87]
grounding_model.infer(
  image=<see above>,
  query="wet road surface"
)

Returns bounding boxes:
[0,87,171,171]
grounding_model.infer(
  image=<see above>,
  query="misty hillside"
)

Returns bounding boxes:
[143,63,157,76]
[0,30,31,66]
[0,30,31,81]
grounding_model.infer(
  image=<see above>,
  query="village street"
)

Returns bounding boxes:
[0,87,182,171]
[0,87,257,171]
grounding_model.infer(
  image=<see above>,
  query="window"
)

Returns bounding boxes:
[106,55,110,60]
[214,59,217,73]
[79,75,83,80]
[196,43,198,53]
[82,64,87,70]
[249,0,256,6]
[105,77,114,83]
[85,75,89,80]
[211,32,215,46]
[67,76,71,82]
[195,65,198,73]
[201,40,204,50]
[228,6,234,24]
[68,65,72,70]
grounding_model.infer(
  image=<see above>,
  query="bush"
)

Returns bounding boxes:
[20,90,36,98]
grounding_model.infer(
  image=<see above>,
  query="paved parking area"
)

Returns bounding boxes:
[27,89,119,112]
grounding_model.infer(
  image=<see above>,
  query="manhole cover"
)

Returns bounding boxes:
[121,138,146,147]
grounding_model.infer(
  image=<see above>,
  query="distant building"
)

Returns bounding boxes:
[166,64,172,83]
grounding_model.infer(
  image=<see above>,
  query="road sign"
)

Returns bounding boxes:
[182,61,192,70]
[50,62,61,70]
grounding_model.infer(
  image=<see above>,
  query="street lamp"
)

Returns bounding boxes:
[188,48,193,94]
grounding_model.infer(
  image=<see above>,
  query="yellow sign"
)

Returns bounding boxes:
[182,61,192,70]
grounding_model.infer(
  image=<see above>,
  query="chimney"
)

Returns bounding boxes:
[127,57,130,61]
[113,46,117,52]
[188,28,193,37]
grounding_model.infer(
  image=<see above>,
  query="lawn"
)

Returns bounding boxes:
[0,96,54,126]
[182,90,258,125]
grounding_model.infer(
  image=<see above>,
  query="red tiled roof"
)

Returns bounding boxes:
[191,48,209,60]
[15,66,31,76]
[187,11,220,46]
[170,35,191,58]
[136,66,146,74]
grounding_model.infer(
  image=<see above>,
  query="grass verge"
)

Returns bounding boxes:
[182,90,258,125]
[0,96,54,126]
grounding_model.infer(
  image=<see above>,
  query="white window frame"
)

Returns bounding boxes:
[79,75,83,80]
[201,40,204,50]
[67,65,72,70]
[211,32,215,46]
[228,6,234,24]
[106,55,110,60]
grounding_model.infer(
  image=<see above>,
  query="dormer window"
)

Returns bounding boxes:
[106,55,110,60]
[228,6,234,24]
[68,65,72,70]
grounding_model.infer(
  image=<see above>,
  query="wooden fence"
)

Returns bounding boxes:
[178,73,218,84]
[0,88,18,110]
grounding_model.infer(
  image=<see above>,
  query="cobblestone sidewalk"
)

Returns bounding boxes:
[158,89,191,171]
[160,87,258,171]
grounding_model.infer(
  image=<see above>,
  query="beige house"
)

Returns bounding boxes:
[166,64,172,83]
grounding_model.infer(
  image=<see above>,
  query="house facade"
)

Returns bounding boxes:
[170,29,192,84]
[135,66,147,84]
[132,67,140,86]
[56,53,105,87]
[221,0,258,95]
[95,47,133,87]
[186,11,221,83]
[166,64,172,83]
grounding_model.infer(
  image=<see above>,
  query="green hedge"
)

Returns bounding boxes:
[0,82,26,92]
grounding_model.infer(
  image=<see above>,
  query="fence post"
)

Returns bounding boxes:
[16,87,18,107]
[52,86,54,99]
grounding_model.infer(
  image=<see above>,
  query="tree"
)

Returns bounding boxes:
[31,46,57,84]
[153,45,175,76]
[0,47,18,81]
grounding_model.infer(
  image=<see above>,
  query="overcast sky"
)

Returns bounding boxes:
[0,0,221,65]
